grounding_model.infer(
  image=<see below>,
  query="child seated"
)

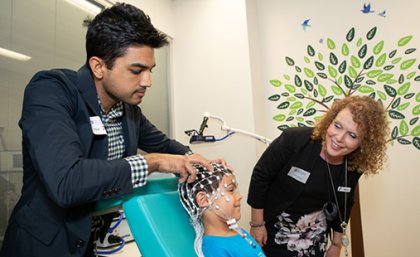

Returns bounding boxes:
[179,163,266,257]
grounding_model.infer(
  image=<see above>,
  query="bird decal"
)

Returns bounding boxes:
[301,19,311,31]
[361,3,374,14]
[378,10,386,17]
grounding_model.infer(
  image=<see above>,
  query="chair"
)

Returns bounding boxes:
[96,176,196,257]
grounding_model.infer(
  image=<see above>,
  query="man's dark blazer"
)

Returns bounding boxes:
[0,65,189,257]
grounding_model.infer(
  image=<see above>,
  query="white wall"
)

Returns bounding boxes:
[171,0,258,229]
[135,0,419,256]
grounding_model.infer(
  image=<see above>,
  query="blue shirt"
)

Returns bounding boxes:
[203,229,266,257]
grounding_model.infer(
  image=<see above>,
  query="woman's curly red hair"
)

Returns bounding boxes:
[312,96,389,175]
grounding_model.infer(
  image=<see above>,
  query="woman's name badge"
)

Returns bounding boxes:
[338,186,351,193]
[287,166,310,184]
[90,116,107,135]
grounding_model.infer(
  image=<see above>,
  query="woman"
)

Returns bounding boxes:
[247,96,388,257]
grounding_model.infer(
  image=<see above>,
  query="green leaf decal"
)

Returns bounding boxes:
[398,35,413,47]
[404,93,414,99]
[410,117,419,126]
[277,101,290,109]
[405,48,416,54]
[286,57,295,66]
[318,84,327,97]
[366,79,376,85]
[391,57,402,64]
[304,57,310,64]
[375,53,387,67]
[349,66,358,78]
[332,85,343,95]
[378,74,394,82]
[330,53,338,65]
[284,84,296,93]
[417,93,420,102]
[400,59,416,70]
[367,70,382,78]
[407,72,416,80]
[391,126,398,138]
[295,75,302,87]
[307,45,315,56]
[328,66,338,78]
[290,101,303,109]
[303,108,316,116]
[412,125,420,137]
[281,92,290,97]
[286,116,294,122]
[366,27,377,40]
[373,40,384,54]
[284,74,291,80]
[358,44,367,58]
[268,94,281,101]
[273,114,286,121]
[338,60,347,73]
[384,65,395,71]
[327,38,336,50]
[351,56,361,68]
[357,38,363,47]
[344,75,353,89]
[304,68,315,78]
[389,110,405,119]
[399,120,409,136]
[397,102,410,111]
[346,27,355,42]
[270,80,281,87]
[358,86,375,93]
[324,95,334,103]
[397,138,411,145]
[387,79,397,84]
[294,93,304,99]
[315,61,325,70]
[416,76,420,82]
[392,97,401,109]
[377,90,387,100]
[277,125,290,131]
[397,82,411,95]
[318,52,323,61]
[389,49,397,58]
[384,85,397,97]
[363,56,374,69]
[413,137,420,150]
[413,104,420,115]
[313,77,319,85]
[398,74,404,84]
[295,66,302,73]
[317,72,327,79]
[304,80,314,91]
[342,43,350,56]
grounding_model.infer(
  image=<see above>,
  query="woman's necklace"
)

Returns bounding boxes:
[325,154,349,256]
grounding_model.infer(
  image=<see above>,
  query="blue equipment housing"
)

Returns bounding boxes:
[96,176,196,257]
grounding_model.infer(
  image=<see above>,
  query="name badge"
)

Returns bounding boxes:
[287,166,310,184]
[90,116,107,135]
[338,186,351,193]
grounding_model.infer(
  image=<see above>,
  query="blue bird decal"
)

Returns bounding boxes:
[378,10,386,17]
[361,3,374,14]
[301,19,311,31]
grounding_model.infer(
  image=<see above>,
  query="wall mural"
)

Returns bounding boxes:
[268,26,420,151]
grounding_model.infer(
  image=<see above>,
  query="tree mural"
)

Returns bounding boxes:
[269,26,420,150]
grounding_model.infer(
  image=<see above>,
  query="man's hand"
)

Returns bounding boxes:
[144,153,219,183]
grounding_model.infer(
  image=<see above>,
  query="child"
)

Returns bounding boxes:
[179,163,266,257]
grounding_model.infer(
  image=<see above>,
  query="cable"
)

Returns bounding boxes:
[214,131,236,142]
[96,236,126,255]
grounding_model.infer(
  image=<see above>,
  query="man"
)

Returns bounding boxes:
[0,3,215,257]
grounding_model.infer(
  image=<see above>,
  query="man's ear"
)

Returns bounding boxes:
[196,191,210,208]
[88,56,105,79]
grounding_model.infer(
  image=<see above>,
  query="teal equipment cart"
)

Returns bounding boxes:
[96,176,196,257]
